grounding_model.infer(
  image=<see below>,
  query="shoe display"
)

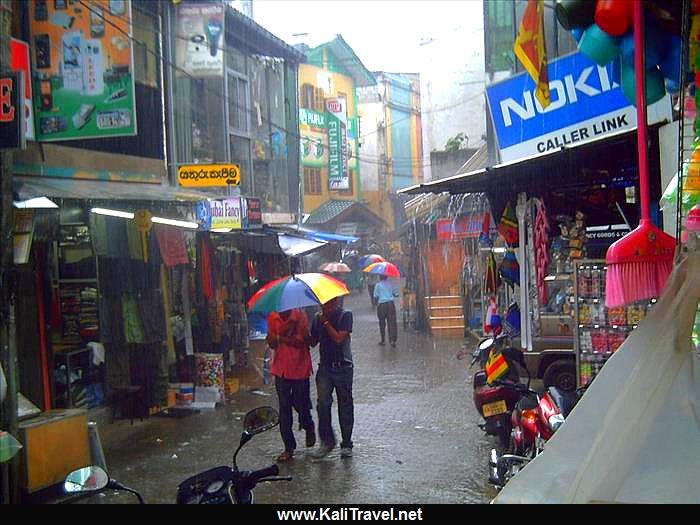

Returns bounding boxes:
[305,427,317,448]
[276,450,294,462]
[311,443,334,459]
[340,447,353,458]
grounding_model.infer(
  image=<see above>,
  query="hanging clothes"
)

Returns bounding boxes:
[199,234,215,302]
[122,294,146,344]
[534,198,551,306]
[105,216,129,258]
[137,289,167,344]
[89,213,109,257]
[154,225,189,267]
[485,296,502,336]
[484,251,501,295]
[499,201,519,247]
[499,249,520,288]
[126,221,145,261]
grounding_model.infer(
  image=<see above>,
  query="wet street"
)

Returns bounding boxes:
[95,292,498,504]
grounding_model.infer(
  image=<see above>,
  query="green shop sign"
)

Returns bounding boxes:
[300,108,325,128]
[326,98,349,191]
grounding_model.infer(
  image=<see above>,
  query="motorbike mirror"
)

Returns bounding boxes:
[64,466,109,493]
[243,406,279,435]
[478,338,495,351]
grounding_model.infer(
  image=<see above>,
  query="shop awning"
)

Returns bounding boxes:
[13,176,215,202]
[277,234,327,256]
[289,226,359,244]
[397,127,655,197]
[228,231,327,257]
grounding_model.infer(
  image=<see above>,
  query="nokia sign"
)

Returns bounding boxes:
[486,51,672,162]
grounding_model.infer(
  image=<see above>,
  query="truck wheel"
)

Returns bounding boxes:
[543,359,577,393]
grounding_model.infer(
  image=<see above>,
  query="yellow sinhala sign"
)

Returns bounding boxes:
[178,164,240,187]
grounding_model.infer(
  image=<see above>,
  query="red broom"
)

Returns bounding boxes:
[605,1,676,308]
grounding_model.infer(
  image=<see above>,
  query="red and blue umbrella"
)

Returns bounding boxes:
[247,273,350,314]
[358,254,385,270]
[363,261,401,278]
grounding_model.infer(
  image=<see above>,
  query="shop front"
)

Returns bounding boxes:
[400,125,670,391]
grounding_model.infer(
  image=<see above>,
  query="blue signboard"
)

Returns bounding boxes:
[485,51,671,162]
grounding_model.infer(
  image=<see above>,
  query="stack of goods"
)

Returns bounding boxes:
[576,261,657,387]
[195,353,225,400]
[60,286,82,344]
[556,211,588,272]
[171,383,194,405]
[79,287,99,341]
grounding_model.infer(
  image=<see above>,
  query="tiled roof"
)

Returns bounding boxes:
[305,200,356,225]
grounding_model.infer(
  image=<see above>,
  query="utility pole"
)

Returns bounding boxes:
[0,0,20,505]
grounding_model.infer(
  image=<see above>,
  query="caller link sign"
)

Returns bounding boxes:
[485,51,672,163]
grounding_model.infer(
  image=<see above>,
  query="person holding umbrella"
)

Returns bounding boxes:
[308,296,355,459]
[374,275,399,347]
[266,308,316,462]
[247,273,350,461]
[364,261,401,348]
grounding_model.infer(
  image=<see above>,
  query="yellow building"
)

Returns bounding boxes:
[298,36,383,236]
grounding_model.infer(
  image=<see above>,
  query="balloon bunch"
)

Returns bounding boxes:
[554,0,684,106]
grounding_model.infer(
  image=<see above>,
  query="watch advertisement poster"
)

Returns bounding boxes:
[175,2,225,78]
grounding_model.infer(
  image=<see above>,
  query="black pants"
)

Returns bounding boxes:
[275,376,314,452]
[377,301,397,343]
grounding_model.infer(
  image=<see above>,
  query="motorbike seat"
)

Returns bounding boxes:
[517,396,538,411]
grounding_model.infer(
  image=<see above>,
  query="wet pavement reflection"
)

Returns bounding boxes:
[97,292,499,504]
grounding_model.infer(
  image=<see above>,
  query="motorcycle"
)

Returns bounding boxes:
[464,334,529,448]
[487,381,585,488]
[63,406,291,504]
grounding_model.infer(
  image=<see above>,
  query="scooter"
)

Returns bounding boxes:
[63,406,291,504]
[487,382,584,488]
[464,334,528,448]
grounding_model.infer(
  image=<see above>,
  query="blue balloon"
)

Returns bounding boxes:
[659,36,682,84]
[578,24,621,66]
[571,28,584,42]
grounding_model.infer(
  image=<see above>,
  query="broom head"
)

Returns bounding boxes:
[605,219,676,307]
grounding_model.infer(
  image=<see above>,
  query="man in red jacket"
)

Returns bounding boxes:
[267,308,316,462]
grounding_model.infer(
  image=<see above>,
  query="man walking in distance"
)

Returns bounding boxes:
[308,297,354,458]
[267,308,316,462]
[374,275,399,347]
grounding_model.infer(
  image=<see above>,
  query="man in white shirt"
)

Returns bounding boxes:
[373,276,399,347]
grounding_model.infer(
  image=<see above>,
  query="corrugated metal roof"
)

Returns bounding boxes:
[226,7,306,63]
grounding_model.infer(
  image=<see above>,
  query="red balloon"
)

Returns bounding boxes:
[595,0,634,37]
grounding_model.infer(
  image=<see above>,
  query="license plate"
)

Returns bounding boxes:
[482,400,507,417]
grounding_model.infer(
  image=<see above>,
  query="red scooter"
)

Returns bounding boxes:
[465,335,528,448]
[487,380,584,488]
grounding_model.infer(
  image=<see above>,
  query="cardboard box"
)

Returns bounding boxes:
[18,409,90,493]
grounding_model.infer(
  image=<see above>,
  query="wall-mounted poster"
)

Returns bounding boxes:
[175,2,225,78]
[28,0,137,141]
[299,108,328,168]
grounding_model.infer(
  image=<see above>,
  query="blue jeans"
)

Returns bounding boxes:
[275,376,314,452]
[316,365,354,449]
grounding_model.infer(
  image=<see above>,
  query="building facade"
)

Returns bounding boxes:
[297,36,376,216]
[358,72,423,231]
